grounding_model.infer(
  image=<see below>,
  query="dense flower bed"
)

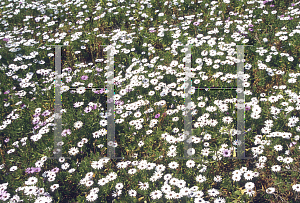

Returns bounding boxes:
[1,0,300,202]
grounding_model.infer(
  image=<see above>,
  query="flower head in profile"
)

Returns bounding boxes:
[34,167,41,173]
[51,167,60,173]
[41,110,51,117]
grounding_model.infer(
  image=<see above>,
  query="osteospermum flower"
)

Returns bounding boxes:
[165,191,176,200]
[68,147,79,156]
[33,167,41,173]
[10,166,18,172]
[81,75,88,80]
[51,167,60,173]
[150,190,163,199]
[98,178,109,186]
[25,177,38,185]
[246,188,256,197]
[232,175,241,182]
[245,105,251,111]
[161,184,172,194]
[75,102,85,109]
[266,187,275,194]
[74,121,83,129]
[245,182,255,189]
[138,182,149,190]
[186,148,195,156]
[86,193,98,202]
[207,188,219,197]
[271,165,281,172]
[128,189,137,197]
[186,160,195,168]
[76,87,86,94]
[214,197,226,203]
[115,183,124,190]
[292,184,300,192]
[222,149,231,157]
[168,161,179,169]
[214,175,222,183]
[50,184,59,192]
[91,161,104,170]
[25,167,36,174]
[62,129,71,137]
[244,171,254,180]
[128,168,137,175]
[61,85,70,93]
[195,174,207,183]
[106,172,118,181]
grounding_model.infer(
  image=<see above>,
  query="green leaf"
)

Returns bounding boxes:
[234,190,241,196]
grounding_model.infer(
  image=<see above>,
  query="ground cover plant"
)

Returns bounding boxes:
[0,0,300,202]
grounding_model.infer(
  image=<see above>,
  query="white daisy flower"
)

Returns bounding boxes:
[265,187,275,194]
[76,87,86,94]
[245,182,255,189]
[292,184,300,192]
[74,121,83,129]
[25,177,38,185]
[128,189,137,197]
